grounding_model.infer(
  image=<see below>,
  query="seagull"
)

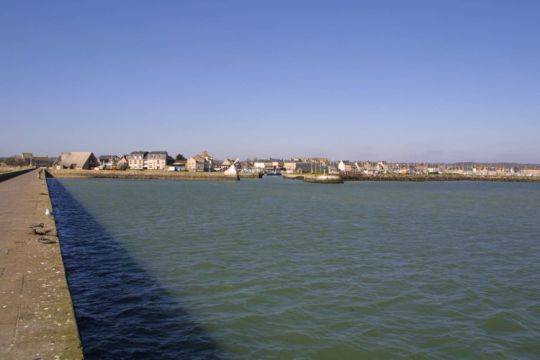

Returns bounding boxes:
[45,208,52,216]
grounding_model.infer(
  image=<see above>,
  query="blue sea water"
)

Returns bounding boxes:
[48,177,540,359]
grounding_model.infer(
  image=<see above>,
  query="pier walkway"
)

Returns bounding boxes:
[0,170,82,359]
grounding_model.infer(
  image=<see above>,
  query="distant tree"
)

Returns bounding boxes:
[175,154,186,161]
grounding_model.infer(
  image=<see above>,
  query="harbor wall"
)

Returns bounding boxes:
[284,172,540,183]
[0,168,34,182]
[0,170,83,359]
[47,168,240,181]
[341,174,540,182]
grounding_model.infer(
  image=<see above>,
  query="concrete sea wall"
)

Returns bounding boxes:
[0,170,83,359]
[48,169,239,181]
[0,168,35,183]
[341,174,540,182]
[284,172,540,183]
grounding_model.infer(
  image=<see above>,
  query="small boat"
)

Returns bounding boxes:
[265,170,282,176]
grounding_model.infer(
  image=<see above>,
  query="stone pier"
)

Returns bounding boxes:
[0,170,83,359]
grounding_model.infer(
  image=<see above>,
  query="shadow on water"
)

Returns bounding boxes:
[47,179,222,360]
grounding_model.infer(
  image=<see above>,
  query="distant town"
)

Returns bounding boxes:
[2,151,540,178]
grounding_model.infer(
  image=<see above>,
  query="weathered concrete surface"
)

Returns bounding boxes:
[0,170,83,359]
[0,168,34,182]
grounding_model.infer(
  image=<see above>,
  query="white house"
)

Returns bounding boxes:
[127,151,147,170]
[338,160,353,173]
[146,151,168,170]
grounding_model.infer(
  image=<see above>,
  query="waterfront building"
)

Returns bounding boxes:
[212,160,224,171]
[146,151,168,170]
[116,155,129,170]
[99,155,119,170]
[187,156,204,172]
[253,161,266,170]
[32,156,50,167]
[187,153,213,172]
[127,151,148,170]
[283,161,297,173]
[271,159,284,170]
[172,160,187,171]
[254,159,283,172]
[521,169,540,176]
[284,161,315,173]
[55,152,100,170]
[283,161,300,173]
[338,160,354,173]
[355,161,373,175]
[413,164,429,175]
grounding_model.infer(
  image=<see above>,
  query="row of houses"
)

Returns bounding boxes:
[53,151,173,170]
[125,151,170,170]
[53,150,225,172]
[45,151,540,177]
[336,160,540,177]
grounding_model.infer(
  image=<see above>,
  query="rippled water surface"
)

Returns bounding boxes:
[48,177,540,359]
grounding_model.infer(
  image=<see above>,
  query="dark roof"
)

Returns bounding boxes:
[254,159,281,163]
[147,152,167,159]
[190,155,206,163]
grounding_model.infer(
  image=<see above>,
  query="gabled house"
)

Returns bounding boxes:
[116,155,129,170]
[187,155,207,172]
[127,151,148,170]
[187,151,213,172]
[338,160,353,173]
[55,152,100,170]
[99,155,119,170]
[146,151,168,170]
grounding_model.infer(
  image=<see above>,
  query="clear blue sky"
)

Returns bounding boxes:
[1,0,539,162]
